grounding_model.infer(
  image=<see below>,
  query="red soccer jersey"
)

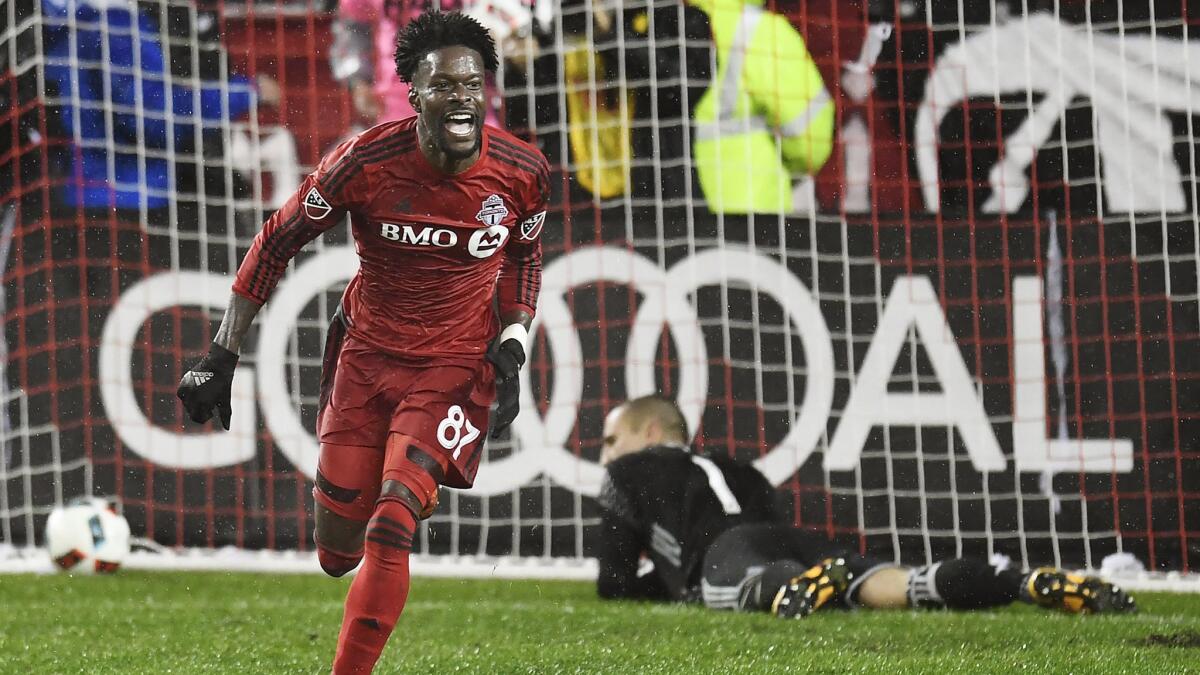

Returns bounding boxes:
[233,118,549,362]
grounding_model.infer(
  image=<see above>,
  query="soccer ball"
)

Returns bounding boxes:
[45,497,131,574]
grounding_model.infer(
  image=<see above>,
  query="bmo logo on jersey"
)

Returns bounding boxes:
[380,223,457,247]
[379,222,509,259]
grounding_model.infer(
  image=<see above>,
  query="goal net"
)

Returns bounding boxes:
[1,0,1196,579]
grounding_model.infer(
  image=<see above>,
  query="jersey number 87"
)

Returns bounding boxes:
[438,405,481,460]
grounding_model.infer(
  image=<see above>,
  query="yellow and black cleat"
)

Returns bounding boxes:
[1026,567,1137,614]
[771,557,852,619]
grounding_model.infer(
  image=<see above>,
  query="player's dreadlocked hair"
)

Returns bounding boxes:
[394,10,499,84]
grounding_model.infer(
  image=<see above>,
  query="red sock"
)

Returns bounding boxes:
[317,546,363,578]
[332,499,415,674]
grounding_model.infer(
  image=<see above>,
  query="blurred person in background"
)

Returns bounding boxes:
[596,395,1137,618]
[688,0,834,214]
[557,1,712,204]
[40,0,279,219]
[329,0,534,126]
[156,0,300,211]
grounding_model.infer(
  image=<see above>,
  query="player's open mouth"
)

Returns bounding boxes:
[444,112,476,139]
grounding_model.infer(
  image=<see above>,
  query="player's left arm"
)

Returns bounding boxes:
[595,471,669,601]
[487,148,549,438]
[597,515,669,601]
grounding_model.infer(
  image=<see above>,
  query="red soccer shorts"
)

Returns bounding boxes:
[312,325,494,522]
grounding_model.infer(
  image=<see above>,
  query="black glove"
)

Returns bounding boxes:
[486,334,526,438]
[177,343,239,430]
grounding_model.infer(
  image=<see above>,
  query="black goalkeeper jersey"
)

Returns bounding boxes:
[596,445,781,602]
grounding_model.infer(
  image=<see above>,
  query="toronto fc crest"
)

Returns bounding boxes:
[476,194,509,227]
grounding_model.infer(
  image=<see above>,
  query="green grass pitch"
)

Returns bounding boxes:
[2,572,1199,674]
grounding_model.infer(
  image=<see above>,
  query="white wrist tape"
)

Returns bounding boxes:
[500,323,529,348]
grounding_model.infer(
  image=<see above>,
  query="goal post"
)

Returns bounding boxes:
[1,0,1196,584]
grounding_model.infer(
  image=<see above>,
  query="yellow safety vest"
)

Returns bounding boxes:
[564,42,633,200]
[692,1,834,214]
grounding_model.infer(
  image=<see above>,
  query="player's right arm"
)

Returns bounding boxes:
[595,466,670,601]
[177,134,371,429]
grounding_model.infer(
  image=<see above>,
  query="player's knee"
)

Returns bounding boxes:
[313,511,367,578]
[378,480,424,520]
[379,471,439,520]
[317,545,363,578]
[383,437,445,520]
[314,501,369,557]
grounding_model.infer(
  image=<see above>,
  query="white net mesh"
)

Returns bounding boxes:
[0,0,1196,576]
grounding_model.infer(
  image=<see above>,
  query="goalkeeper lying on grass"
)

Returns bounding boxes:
[596,395,1136,617]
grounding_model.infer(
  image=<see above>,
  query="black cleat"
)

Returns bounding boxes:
[1026,568,1137,614]
[771,557,852,619]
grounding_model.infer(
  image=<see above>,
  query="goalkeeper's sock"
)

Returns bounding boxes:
[332,499,416,674]
[908,558,1025,609]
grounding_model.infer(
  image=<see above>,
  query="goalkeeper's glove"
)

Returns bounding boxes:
[176,343,238,430]
[486,325,527,439]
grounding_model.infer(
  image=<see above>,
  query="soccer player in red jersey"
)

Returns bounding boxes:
[176,11,548,673]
